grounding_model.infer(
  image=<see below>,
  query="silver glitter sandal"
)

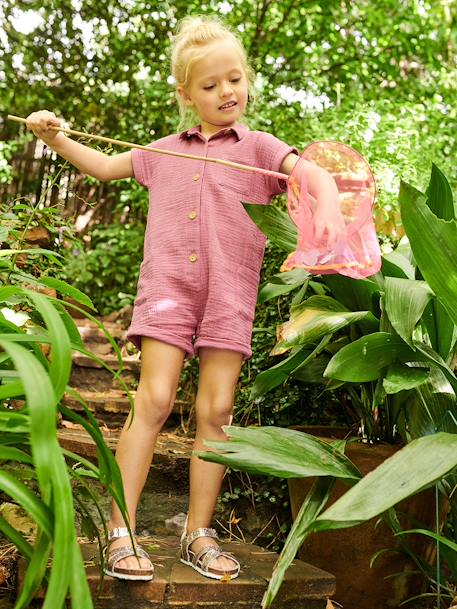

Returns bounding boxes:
[103,527,154,581]
[180,526,240,580]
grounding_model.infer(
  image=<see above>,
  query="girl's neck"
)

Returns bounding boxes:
[199,122,238,139]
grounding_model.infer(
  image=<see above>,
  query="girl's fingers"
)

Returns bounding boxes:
[25,111,62,142]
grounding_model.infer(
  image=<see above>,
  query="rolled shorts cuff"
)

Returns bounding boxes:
[127,329,194,357]
[194,337,252,360]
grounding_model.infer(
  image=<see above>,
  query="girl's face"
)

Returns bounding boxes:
[179,41,249,137]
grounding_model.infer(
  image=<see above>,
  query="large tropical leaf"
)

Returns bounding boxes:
[258,269,309,304]
[324,332,417,382]
[425,163,456,221]
[321,274,381,314]
[383,363,430,394]
[243,202,297,252]
[402,369,457,439]
[200,426,361,480]
[272,295,377,355]
[381,250,415,280]
[383,277,434,349]
[315,433,457,529]
[250,345,313,398]
[400,181,457,327]
[262,477,336,608]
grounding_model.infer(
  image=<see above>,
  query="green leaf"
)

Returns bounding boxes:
[396,527,457,553]
[199,426,361,480]
[324,332,417,382]
[321,274,381,313]
[262,478,336,609]
[38,276,96,310]
[383,277,434,348]
[381,251,415,280]
[272,296,376,355]
[315,433,457,529]
[404,369,457,438]
[250,346,312,398]
[383,364,429,394]
[400,181,457,327]
[0,470,53,535]
[242,202,297,253]
[425,164,456,220]
[25,290,72,402]
[258,281,303,304]
[0,514,33,560]
[290,354,331,383]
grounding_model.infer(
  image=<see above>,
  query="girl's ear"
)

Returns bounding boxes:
[177,86,193,107]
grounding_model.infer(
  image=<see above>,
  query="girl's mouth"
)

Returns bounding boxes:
[219,101,237,110]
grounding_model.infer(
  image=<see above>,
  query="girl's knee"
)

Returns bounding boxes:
[133,382,176,428]
[196,395,234,428]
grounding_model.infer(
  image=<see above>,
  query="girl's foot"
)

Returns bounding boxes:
[180,526,240,580]
[104,527,154,581]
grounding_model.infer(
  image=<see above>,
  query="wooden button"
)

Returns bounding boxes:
[192,173,200,181]
[188,210,197,220]
[189,253,198,262]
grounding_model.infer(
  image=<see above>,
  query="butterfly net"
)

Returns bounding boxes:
[281,141,381,279]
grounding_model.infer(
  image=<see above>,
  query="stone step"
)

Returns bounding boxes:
[18,537,335,609]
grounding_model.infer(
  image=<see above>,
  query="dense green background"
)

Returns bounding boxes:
[1,0,456,429]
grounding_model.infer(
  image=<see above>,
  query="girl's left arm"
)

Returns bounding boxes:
[280,153,345,245]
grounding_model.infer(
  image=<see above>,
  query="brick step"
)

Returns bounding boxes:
[57,423,193,463]
[75,319,127,342]
[62,390,192,420]
[72,353,141,374]
[19,537,335,609]
[69,364,138,394]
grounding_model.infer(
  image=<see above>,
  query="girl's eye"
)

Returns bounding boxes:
[203,85,215,90]
[230,78,241,83]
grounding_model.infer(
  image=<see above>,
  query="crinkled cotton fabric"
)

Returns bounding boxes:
[127,124,296,358]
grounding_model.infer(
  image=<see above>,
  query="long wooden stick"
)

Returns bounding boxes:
[7,114,289,181]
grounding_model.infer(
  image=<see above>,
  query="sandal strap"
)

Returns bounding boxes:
[106,545,150,570]
[183,527,218,551]
[194,544,222,566]
[108,527,136,541]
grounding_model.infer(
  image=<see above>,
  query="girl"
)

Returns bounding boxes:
[26,15,343,583]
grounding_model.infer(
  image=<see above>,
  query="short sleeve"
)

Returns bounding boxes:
[255,132,299,196]
[131,146,156,187]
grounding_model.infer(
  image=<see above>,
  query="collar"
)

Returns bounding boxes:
[179,124,249,141]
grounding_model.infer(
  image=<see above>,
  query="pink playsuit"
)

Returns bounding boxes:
[127,124,296,358]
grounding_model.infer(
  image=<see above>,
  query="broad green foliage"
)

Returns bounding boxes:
[62,223,145,315]
[226,165,457,606]
[246,167,457,442]
[0,200,133,608]
[200,426,457,608]
[1,1,456,213]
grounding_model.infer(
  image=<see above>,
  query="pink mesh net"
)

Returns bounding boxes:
[281,141,381,279]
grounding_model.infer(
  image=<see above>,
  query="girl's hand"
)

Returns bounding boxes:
[313,200,346,246]
[25,110,63,145]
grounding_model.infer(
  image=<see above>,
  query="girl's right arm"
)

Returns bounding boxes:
[25,110,133,181]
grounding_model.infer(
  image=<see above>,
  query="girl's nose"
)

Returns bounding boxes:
[220,82,233,97]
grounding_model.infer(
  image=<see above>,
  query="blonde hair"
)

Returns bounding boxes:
[170,15,256,131]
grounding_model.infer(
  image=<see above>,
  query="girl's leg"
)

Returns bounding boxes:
[107,338,185,572]
[186,347,244,572]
